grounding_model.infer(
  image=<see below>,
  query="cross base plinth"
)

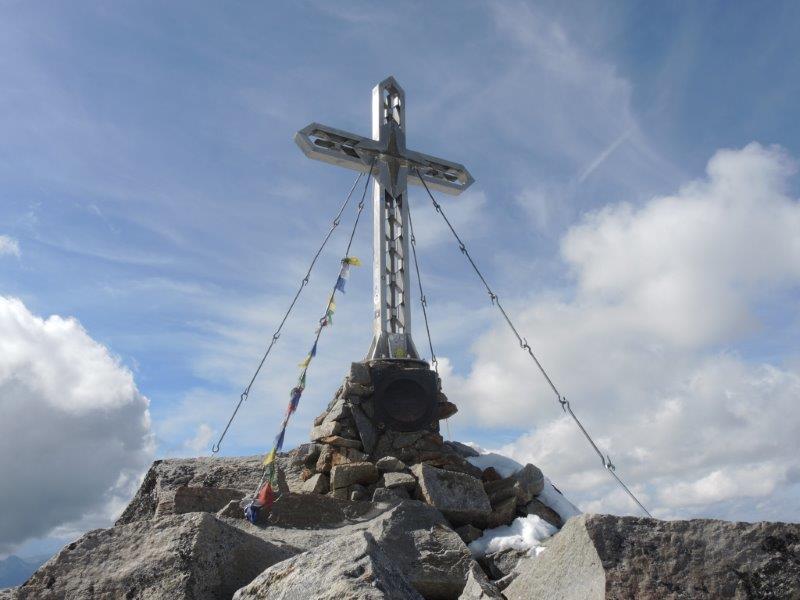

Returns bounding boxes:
[308,360,464,462]
[366,332,421,361]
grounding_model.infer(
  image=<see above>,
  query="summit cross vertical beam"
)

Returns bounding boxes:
[294,76,473,360]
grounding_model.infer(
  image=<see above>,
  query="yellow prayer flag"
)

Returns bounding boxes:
[343,256,361,266]
[262,448,276,466]
[298,355,312,368]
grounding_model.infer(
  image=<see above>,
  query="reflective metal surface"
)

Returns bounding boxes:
[294,76,473,359]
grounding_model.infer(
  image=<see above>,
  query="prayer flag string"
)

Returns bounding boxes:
[245,256,361,522]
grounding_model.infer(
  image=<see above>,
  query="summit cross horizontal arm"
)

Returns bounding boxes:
[294,122,473,196]
[294,76,473,361]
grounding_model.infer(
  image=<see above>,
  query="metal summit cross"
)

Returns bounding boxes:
[295,76,473,361]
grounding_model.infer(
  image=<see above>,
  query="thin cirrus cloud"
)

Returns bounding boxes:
[0,235,20,258]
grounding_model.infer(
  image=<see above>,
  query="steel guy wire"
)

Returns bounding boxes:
[413,167,653,518]
[249,161,375,499]
[406,198,438,373]
[211,171,365,454]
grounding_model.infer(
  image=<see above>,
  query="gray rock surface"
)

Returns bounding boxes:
[412,463,491,526]
[504,513,800,600]
[301,472,329,494]
[351,403,379,454]
[234,497,472,599]
[478,547,527,580]
[330,461,379,490]
[16,513,297,600]
[117,455,303,525]
[455,524,483,544]
[233,531,423,600]
[373,487,407,503]
[382,471,417,490]
[444,441,480,458]
[310,420,341,441]
[512,464,544,504]
[264,492,378,529]
[362,501,473,599]
[459,562,504,599]
[524,498,563,528]
[376,456,407,472]
[161,486,244,517]
[217,499,245,519]
[0,588,17,600]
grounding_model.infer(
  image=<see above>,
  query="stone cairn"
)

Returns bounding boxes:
[289,360,560,543]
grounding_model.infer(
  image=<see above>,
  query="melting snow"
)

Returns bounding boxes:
[462,446,583,557]
[468,514,558,557]
[466,452,524,478]
[539,477,582,522]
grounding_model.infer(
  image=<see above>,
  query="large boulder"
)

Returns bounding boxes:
[504,513,800,600]
[411,464,492,526]
[235,493,472,598]
[117,455,303,525]
[16,513,298,600]
[512,464,544,504]
[363,500,474,600]
[459,562,504,599]
[233,532,423,599]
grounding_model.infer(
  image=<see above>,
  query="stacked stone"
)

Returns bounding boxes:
[291,361,559,543]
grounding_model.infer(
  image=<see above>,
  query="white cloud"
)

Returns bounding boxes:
[182,423,214,455]
[443,144,800,520]
[562,143,800,347]
[0,235,20,257]
[0,297,154,554]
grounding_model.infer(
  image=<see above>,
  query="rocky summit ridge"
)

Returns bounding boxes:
[4,360,799,599]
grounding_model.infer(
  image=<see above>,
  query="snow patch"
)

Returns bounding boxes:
[469,515,558,557]
[466,452,523,478]
[540,477,582,522]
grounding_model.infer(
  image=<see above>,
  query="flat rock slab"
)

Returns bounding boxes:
[117,455,303,525]
[504,513,800,600]
[382,471,417,490]
[330,461,379,490]
[266,492,378,529]
[412,463,491,526]
[16,513,298,600]
[233,532,423,600]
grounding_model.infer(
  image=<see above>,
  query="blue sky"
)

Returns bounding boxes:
[1,1,799,557]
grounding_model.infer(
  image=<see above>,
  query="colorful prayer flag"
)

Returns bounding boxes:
[257,482,274,511]
[289,386,303,412]
[274,428,286,452]
[335,275,346,293]
[343,256,361,266]
[262,448,276,466]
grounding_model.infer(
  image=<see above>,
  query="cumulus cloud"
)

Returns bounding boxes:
[0,235,20,257]
[0,297,154,554]
[444,144,800,520]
